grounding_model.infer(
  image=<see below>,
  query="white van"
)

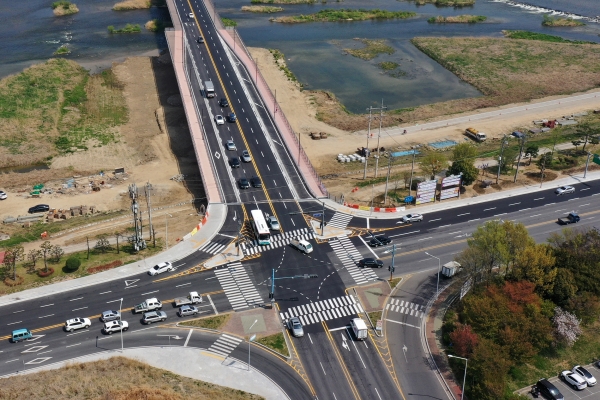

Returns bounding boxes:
[350,318,368,340]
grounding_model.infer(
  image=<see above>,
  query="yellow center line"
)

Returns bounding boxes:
[188,2,281,230]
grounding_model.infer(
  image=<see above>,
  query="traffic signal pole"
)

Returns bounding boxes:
[389,244,396,281]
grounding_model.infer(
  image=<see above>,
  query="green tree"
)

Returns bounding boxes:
[525,144,539,165]
[575,122,595,152]
[447,161,478,186]
[567,292,600,326]
[468,338,512,400]
[420,150,447,180]
[466,220,510,281]
[499,146,518,174]
[510,244,557,296]
[3,246,25,281]
[552,268,578,306]
[502,221,535,272]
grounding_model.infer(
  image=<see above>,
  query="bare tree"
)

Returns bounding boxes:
[95,234,111,254]
[50,245,65,264]
[3,246,25,281]
[40,241,53,273]
[27,249,42,272]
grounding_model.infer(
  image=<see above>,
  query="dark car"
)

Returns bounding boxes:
[368,236,391,247]
[228,113,237,122]
[358,258,384,268]
[196,36,204,43]
[219,98,228,107]
[28,204,50,214]
[239,177,250,189]
[250,176,262,188]
[229,157,240,168]
[536,379,564,400]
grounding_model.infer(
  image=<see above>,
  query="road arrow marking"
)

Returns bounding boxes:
[125,279,140,287]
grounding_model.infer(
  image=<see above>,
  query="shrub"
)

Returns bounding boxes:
[65,256,81,272]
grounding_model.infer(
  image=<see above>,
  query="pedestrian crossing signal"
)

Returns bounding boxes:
[269,292,274,299]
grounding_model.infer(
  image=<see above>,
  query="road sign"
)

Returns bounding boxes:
[313,213,322,217]
[376,320,382,331]
[593,154,600,166]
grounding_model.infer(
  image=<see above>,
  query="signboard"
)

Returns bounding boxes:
[416,180,437,205]
[460,277,473,300]
[376,320,383,331]
[442,175,461,188]
[417,180,437,192]
[594,154,600,166]
[440,187,460,200]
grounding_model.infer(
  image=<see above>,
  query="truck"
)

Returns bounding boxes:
[205,81,215,98]
[441,261,461,278]
[173,291,203,307]
[134,298,162,314]
[290,238,313,254]
[558,212,580,225]
[350,318,368,341]
[465,127,487,142]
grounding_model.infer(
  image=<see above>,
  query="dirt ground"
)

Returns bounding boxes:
[0,54,205,250]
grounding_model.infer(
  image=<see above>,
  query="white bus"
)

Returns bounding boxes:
[250,209,271,245]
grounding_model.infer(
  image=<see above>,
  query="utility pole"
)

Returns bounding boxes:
[584,152,592,178]
[321,201,325,236]
[408,150,416,196]
[513,136,526,183]
[129,183,147,252]
[539,155,546,188]
[86,237,90,260]
[496,135,507,185]
[145,182,155,247]
[363,107,373,180]
[384,154,393,205]
[388,244,396,281]
[374,99,387,178]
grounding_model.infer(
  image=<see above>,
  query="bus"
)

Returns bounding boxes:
[250,209,271,245]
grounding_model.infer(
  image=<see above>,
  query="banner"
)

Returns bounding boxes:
[442,175,461,188]
[440,187,460,200]
[416,180,437,204]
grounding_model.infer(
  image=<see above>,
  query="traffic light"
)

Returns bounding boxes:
[388,265,395,273]
[269,292,274,299]
[309,274,318,278]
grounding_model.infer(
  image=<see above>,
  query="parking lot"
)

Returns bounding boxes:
[517,363,600,400]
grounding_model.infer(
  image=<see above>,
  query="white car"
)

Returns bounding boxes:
[401,213,423,223]
[215,115,224,125]
[560,370,587,390]
[64,317,91,332]
[103,320,129,335]
[188,13,194,18]
[573,365,597,386]
[0,191,6,200]
[148,261,174,276]
[226,139,237,151]
[241,150,252,163]
[555,185,575,195]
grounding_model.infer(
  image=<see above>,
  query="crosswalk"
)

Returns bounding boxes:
[327,212,353,230]
[279,295,364,327]
[241,228,314,256]
[386,299,425,318]
[329,235,378,285]
[214,262,263,310]
[197,237,230,255]
[207,334,243,357]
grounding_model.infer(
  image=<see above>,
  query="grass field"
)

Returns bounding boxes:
[52,1,79,16]
[542,15,585,27]
[251,0,315,4]
[241,5,284,12]
[181,314,232,330]
[503,30,594,44]
[428,15,487,23]
[407,0,475,5]
[108,24,142,33]
[0,357,263,399]
[257,332,289,357]
[344,39,395,61]
[271,9,416,23]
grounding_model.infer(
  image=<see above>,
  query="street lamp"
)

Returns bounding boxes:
[448,354,468,400]
[248,319,258,371]
[425,252,441,297]
[119,297,124,353]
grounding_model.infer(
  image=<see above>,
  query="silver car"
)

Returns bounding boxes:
[555,185,575,195]
[241,150,252,163]
[178,305,199,317]
[101,310,121,322]
[267,216,280,231]
[142,311,167,324]
[288,317,304,338]
[226,139,236,151]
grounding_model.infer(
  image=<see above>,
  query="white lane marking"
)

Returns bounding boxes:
[125,285,138,289]
[72,306,88,311]
[346,329,367,369]
[457,213,470,216]
[7,321,22,326]
[38,350,52,355]
[208,294,218,315]
[483,207,496,211]
[320,361,327,375]
[468,218,480,222]
[389,230,419,238]
[69,297,83,302]
[509,202,521,206]
[256,139,259,144]
[581,203,590,207]
[545,202,555,206]
[580,188,590,191]
[291,219,296,227]
[534,197,544,201]
[385,318,420,329]
[205,276,217,280]
[374,387,383,400]
[141,290,159,296]
[5,359,19,364]
[358,236,379,258]
[13,310,24,313]
[66,343,81,348]
[99,291,111,295]
[279,192,282,198]
[438,224,451,228]
[447,231,461,235]
[530,214,542,218]
[308,332,314,344]
[40,304,53,308]
[493,213,507,217]
[273,180,277,186]
[66,330,90,337]
[429,218,441,222]
[184,329,193,347]
[176,283,191,288]
[106,299,121,304]
[267,165,270,171]
[261,151,265,157]
[418,237,433,241]
[519,208,531,212]
[38,314,54,319]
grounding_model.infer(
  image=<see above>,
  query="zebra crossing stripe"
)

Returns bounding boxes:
[208,334,242,357]
[327,212,353,230]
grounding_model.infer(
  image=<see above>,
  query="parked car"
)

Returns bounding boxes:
[0,190,6,200]
[148,261,173,276]
[267,216,280,231]
[401,213,423,223]
[226,139,236,151]
[358,258,384,268]
[101,310,121,322]
[215,115,224,125]
[555,185,575,195]
[28,204,49,214]
[142,311,167,324]
[572,365,597,386]
[228,113,237,122]
[535,379,564,400]
[230,157,240,168]
[103,320,129,335]
[288,317,304,338]
[239,177,250,189]
[196,36,204,43]
[178,305,199,317]
[250,176,262,188]
[368,235,391,247]
[241,150,252,163]
[560,370,587,390]
[64,317,91,332]
[219,98,228,107]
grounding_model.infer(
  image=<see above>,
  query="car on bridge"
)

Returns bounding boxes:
[241,150,252,163]
[288,317,304,338]
[148,261,174,276]
[230,157,240,168]
[103,320,128,335]
[215,115,224,125]
[101,310,121,322]
[250,176,262,188]
[228,113,237,122]
[64,317,91,332]
[368,235,391,247]
[358,258,384,268]
[400,213,423,223]
[226,139,236,151]
[239,177,250,189]
[559,370,587,390]
[219,98,228,107]
[555,185,575,195]
[178,305,200,317]
[142,311,167,324]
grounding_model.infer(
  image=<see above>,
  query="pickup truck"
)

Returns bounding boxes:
[173,291,203,307]
[134,298,162,314]
[558,212,580,225]
[290,238,313,254]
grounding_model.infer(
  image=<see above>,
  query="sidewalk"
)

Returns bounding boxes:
[2,346,287,400]
[322,169,600,220]
[0,203,228,307]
